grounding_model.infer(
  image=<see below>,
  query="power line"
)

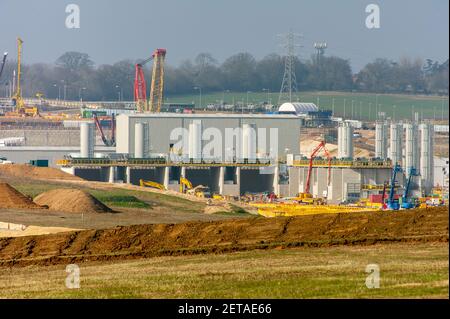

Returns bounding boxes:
[278,30,302,105]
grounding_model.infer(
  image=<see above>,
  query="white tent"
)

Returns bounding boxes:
[278,102,318,115]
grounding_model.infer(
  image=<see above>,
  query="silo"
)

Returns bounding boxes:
[404,123,419,177]
[242,123,257,160]
[135,122,149,158]
[80,122,95,158]
[420,123,434,194]
[188,120,202,160]
[389,123,403,165]
[375,121,388,159]
[337,122,353,159]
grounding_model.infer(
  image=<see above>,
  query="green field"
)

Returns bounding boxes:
[166,91,449,121]
[1,242,447,298]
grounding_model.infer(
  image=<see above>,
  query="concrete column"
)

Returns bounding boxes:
[163,166,170,189]
[108,166,115,183]
[125,167,131,184]
[272,165,279,196]
[218,166,225,194]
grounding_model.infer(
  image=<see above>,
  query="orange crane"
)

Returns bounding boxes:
[134,48,166,113]
[296,141,331,203]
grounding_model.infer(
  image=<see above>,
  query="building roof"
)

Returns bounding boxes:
[278,102,318,115]
[118,113,298,119]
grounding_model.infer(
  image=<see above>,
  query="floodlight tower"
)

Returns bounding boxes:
[314,42,327,64]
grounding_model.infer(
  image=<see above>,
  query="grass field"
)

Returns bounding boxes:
[0,242,447,298]
[10,180,206,214]
[166,91,449,121]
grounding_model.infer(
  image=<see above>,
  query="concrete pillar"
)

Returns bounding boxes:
[163,166,170,189]
[219,166,225,194]
[125,167,131,184]
[272,165,279,196]
[108,166,115,183]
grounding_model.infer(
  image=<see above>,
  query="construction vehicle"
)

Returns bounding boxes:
[180,176,211,198]
[0,52,7,80]
[134,49,166,113]
[9,38,39,117]
[401,167,419,209]
[139,179,166,190]
[295,140,331,204]
[188,185,211,198]
[386,163,403,210]
[93,113,116,146]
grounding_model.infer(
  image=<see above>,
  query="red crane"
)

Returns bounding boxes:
[134,49,166,113]
[93,113,115,147]
[304,140,332,195]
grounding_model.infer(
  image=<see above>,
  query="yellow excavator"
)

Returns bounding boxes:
[139,179,166,190]
[180,176,211,198]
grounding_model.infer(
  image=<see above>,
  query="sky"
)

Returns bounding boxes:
[0,0,448,72]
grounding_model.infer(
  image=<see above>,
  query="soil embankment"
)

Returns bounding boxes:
[0,206,447,267]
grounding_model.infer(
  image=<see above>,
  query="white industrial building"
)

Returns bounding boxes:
[115,113,301,161]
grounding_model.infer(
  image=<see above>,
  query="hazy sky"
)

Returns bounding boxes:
[0,0,448,71]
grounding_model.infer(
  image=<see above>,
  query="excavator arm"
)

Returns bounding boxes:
[139,179,166,190]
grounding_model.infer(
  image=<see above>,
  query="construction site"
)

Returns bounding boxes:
[0,31,448,299]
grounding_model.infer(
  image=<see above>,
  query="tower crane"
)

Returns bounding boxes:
[297,140,331,203]
[134,48,166,113]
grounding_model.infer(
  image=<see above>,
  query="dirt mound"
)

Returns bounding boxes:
[0,183,42,209]
[0,206,447,267]
[33,189,112,213]
[0,164,82,181]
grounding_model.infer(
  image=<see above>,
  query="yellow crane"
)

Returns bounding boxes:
[10,37,38,117]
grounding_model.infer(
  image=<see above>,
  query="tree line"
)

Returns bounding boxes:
[0,51,448,101]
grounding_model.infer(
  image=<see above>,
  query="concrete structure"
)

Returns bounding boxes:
[134,122,149,158]
[420,123,434,194]
[389,123,403,165]
[288,164,398,204]
[337,122,353,159]
[375,121,388,160]
[188,120,202,160]
[404,123,419,177]
[80,122,95,158]
[242,123,257,160]
[0,146,115,167]
[116,113,301,162]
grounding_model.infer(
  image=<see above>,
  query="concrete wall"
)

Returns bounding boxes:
[0,129,79,146]
[0,147,115,167]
